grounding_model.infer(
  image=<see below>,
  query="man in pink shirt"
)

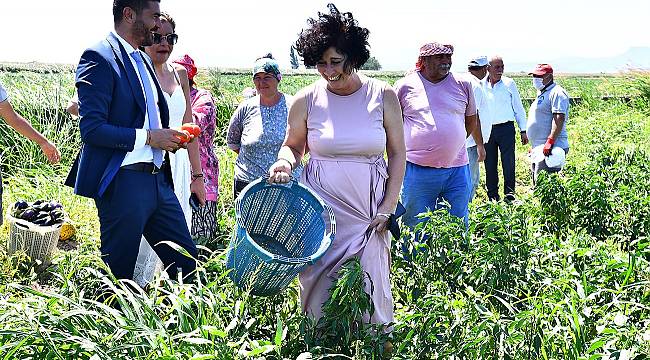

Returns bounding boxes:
[394,42,477,228]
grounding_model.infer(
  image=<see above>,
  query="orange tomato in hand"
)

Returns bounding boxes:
[176,129,191,144]
[181,123,201,138]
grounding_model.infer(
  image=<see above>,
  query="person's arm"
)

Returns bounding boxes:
[226,103,246,155]
[549,113,565,140]
[76,49,137,150]
[543,89,570,155]
[77,49,183,152]
[368,85,406,233]
[268,88,309,183]
[177,66,207,205]
[464,80,478,138]
[509,80,528,144]
[0,99,60,163]
[465,113,477,139]
[471,113,486,162]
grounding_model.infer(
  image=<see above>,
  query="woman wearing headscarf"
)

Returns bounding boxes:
[173,54,221,244]
[227,54,303,198]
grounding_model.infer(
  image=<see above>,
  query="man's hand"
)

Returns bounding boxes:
[148,129,184,152]
[40,140,61,164]
[477,144,486,162]
[543,137,555,156]
[520,131,529,145]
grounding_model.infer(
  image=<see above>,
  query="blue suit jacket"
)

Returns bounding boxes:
[66,32,172,198]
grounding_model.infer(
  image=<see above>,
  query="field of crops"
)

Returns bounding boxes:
[0,64,649,359]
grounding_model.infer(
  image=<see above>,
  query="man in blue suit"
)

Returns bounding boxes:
[68,0,197,281]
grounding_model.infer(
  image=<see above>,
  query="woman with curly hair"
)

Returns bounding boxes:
[268,4,406,331]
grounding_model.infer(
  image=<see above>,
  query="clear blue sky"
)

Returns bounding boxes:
[2,0,649,71]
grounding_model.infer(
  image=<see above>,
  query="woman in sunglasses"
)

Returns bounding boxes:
[133,12,206,287]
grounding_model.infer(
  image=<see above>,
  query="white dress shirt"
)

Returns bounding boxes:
[465,75,493,148]
[0,82,8,103]
[485,75,527,131]
[111,31,162,167]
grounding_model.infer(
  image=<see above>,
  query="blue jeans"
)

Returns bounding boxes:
[401,161,471,229]
[467,146,480,202]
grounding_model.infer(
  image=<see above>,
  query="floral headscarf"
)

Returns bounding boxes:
[253,57,282,82]
[173,54,198,82]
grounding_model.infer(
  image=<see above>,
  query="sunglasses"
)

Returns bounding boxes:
[152,33,179,45]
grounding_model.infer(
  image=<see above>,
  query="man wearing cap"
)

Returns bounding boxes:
[465,56,493,201]
[484,56,528,202]
[527,63,570,182]
[394,42,477,228]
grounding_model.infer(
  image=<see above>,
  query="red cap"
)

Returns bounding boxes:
[529,63,553,76]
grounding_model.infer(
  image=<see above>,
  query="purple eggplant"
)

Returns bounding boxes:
[14,200,29,210]
[20,209,38,221]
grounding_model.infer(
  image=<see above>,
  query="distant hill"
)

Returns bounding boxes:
[508,47,650,74]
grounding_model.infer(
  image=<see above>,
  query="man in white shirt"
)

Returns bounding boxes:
[465,56,492,201]
[484,56,528,201]
[67,0,197,282]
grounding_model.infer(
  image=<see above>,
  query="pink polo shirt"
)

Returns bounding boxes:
[394,71,476,168]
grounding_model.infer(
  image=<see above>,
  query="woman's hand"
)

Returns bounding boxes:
[190,176,207,205]
[40,140,61,164]
[368,213,390,233]
[268,159,292,184]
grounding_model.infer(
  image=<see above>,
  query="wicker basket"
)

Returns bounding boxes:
[6,213,62,264]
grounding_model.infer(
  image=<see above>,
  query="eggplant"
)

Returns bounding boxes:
[33,216,51,226]
[14,200,29,210]
[20,208,38,221]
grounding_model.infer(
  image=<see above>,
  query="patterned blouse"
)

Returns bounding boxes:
[227,93,303,182]
[190,87,219,201]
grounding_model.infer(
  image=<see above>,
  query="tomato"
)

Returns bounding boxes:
[181,123,201,137]
[176,129,191,144]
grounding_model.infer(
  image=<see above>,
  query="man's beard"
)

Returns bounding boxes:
[133,19,154,47]
[438,64,451,76]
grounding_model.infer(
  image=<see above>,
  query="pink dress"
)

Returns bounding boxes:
[300,75,393,325]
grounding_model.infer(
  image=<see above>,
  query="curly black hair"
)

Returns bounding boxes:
[295,4,370,72]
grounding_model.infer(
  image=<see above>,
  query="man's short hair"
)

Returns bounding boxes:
[113,0,160,24]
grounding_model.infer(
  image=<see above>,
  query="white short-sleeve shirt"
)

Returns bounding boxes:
[0,82,8,103]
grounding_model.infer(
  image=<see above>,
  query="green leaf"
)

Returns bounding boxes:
[274,318,284,347]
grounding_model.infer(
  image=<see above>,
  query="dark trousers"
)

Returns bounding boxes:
[95,168,197,280]
[485,121,516,201]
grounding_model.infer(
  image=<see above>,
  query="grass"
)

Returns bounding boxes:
[1,65,650,359]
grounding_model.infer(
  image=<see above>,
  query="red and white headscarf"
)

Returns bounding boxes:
[415,42,454,71]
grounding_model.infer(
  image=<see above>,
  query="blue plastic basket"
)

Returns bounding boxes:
[226,177,336,296]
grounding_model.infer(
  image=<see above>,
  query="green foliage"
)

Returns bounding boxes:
[289,46,300,70]
[534,171,572,237]
[361,56,382,71]
[2,67,650,358]
[302,257,390,358]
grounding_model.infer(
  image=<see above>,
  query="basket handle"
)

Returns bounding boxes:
[270,203,336,265]
[262,174,298,189]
